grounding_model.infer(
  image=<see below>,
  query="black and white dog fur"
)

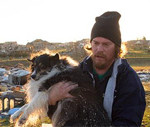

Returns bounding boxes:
[10,53,110,127]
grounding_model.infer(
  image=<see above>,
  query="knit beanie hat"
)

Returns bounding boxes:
[91,11,121,47]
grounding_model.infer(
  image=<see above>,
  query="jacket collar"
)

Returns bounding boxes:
[81,56,129,75]
[81,56,93,73]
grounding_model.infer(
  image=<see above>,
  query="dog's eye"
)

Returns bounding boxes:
[31,64,34,71]
[33,64,36,67]
[41,66,47,70]
[38,64,46,69]
[35,67,41,72]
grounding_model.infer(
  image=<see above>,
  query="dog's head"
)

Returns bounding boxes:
[28,53,60,81]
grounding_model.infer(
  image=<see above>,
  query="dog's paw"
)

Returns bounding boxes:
[10,116,14,123]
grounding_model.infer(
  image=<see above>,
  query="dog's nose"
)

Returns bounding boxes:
[31,74,36,79]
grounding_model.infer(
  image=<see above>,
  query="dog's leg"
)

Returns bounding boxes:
[10,104,28,123]
[52,98,77,127]
[18,91,49,125]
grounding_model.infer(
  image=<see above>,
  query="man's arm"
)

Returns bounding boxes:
[112,69,146,126]
[48,81,78,105]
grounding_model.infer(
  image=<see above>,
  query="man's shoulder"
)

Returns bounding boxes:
[118,59,137,76]
[117,59,142,89]
[79,56,92,69]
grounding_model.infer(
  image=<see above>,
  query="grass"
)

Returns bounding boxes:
[0,118,14,127]
[0,59,30,68]
[126,58,150,67]
[125,45,150,58]
[0,57,150,72]
[0,117,51,127]
[132,66,150,72]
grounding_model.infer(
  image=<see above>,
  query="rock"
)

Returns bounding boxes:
[8,68,30,85]
[0,68,7,76]
[138,72,150,82]
[0,75,9,83]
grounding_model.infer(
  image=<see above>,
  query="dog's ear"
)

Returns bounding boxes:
[54,53,59,60]
[27,57,36,63]
[27,58,32,62]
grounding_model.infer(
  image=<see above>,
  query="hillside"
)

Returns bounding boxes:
[125,40,150,58]
[0,39,150,71]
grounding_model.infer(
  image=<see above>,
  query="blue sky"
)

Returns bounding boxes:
[0,0,150,44]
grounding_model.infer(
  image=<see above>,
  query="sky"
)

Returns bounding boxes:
[0,0,150,45]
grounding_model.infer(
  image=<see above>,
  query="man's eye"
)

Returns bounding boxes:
[94,42,98,45]
[103,43,109,46]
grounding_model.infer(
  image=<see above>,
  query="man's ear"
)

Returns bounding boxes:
[84,43,92,50]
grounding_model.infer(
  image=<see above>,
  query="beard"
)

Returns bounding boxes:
[91,54,107,69]
[92,58,107,69]
[94,62,106,69]
[91,53,114,70]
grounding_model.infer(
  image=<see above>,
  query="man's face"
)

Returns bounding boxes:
[91,37,116,70]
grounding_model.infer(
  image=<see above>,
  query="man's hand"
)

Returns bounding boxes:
[49,81,78,105]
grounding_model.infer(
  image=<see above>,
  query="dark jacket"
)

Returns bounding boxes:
[79,57,146,126]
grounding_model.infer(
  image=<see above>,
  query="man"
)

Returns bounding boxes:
[49,11,146,126]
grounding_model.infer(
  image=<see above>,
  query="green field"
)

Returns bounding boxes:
[0,57,150,72]
[126,58,150,67]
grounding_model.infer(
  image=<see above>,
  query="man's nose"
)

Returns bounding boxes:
[97,45,104,51]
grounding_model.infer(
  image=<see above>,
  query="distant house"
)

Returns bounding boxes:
[135,40,142,45]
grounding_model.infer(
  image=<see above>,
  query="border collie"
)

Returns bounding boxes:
[10,53,110,127]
